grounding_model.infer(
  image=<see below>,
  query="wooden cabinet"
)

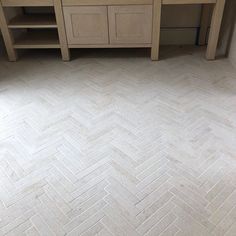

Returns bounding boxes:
[63,5,152,45]
[0,0,226,61]
[63,6,109,45]
[108,5,152,44]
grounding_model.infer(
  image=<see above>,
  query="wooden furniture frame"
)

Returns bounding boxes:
[0,0,225,61]
[159,0,226,60]
[0,0,70,61]
[62,0,160,60]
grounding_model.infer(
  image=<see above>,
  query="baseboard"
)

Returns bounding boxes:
[160,28,198,45]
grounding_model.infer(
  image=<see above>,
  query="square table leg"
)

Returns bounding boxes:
[0,2,18,61]
[54,0,70,61]
[206,0,226,60]
[151,0,161,61]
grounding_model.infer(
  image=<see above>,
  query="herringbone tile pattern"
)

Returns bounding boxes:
[0,47,236,236]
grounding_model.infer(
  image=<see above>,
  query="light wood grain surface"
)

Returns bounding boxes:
[0,45,235,235]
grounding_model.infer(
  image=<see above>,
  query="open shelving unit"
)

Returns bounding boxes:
[13,29,60,48]
[0,0,70,61]
[0,0,225,62]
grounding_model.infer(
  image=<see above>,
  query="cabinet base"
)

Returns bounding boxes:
[69,44,152,48]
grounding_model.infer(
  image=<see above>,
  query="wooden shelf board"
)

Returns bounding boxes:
[8,14,57,29]
[69,44,152,48]
[1,0,54,7]
[14,30,60,49]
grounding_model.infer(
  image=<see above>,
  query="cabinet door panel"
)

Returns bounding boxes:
[108,5,152,44]
[64,6,109,44]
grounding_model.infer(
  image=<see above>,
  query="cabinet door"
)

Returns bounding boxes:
[108,5,152,44]
[63,6,109,45]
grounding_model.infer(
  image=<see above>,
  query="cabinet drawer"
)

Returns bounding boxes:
[63,6,109,45]
[108,5,152,44]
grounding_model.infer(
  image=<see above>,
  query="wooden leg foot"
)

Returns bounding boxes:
[151,0,161,61]
[206,0,226,60]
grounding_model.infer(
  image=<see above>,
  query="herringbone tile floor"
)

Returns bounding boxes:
[0,46,236,236]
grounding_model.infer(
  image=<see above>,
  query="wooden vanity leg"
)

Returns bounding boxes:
[151,0,161,61]
[0,2,17,61]
[206,0,226,60]
[198,4,211,46]
[54,0,70,61]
